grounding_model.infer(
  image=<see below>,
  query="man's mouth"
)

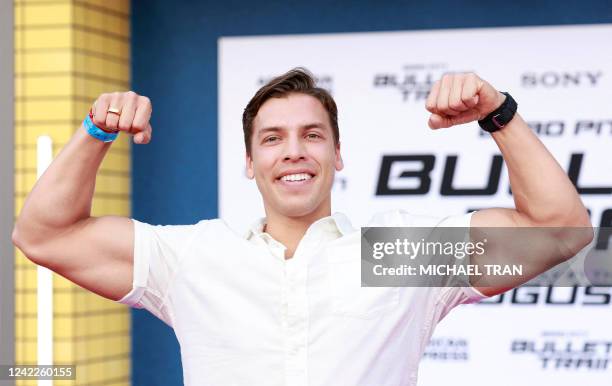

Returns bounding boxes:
[279,173,314,182]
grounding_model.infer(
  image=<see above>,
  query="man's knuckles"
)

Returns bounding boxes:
[138,95,151,105]
[425,102,437,114]
[105,118,119,131]
[131,122,146,132]
[92,114,106,127]
[117,120,132,132]
[436,99,451,113]
[448,98,467,112]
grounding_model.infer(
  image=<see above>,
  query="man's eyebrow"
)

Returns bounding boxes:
[300,122,326,130]
[256,123,327,136]
[257,127,284,137]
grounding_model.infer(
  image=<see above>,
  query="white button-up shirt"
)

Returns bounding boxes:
[119,210,485,386]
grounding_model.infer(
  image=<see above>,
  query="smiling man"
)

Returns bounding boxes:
[12,68,592,386]
[243,80,344,258]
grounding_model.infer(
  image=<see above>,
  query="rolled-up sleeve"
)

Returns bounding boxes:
[117,219,202,327]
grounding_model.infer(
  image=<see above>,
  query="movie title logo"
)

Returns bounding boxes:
[374,153,612,229]
[478,286,612,306]
[375,153,612,197]
[512,333,611,370]
[478,119,612,138]
[373,64,471,102]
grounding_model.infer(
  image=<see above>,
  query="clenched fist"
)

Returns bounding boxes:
[426,73,506,129]
[91,91,153,144]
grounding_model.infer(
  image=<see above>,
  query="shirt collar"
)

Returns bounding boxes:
[244,212,355,241]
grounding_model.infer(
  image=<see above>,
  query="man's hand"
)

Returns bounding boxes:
[92,91,153,144]
[425,73,506,129]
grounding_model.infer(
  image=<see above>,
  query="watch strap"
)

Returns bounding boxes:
[478,92,518,133]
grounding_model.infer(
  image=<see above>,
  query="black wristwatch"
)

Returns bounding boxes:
[478,92,518,133]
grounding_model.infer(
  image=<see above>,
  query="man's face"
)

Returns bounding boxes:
[246,93,343,220]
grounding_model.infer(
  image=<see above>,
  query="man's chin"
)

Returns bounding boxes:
[277,206,316,218]
[272,200,321,219]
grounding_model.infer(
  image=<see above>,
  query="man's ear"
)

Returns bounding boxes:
[335,141,344,171]
[245,152,255,179]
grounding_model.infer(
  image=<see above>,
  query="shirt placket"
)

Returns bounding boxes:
[260,226,321,386]
[282,241,309,386]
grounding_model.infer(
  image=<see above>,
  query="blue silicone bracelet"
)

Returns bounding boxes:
[83,114,118,143]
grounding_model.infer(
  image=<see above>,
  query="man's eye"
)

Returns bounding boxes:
[264,136,279,143]
[306,133,321,139]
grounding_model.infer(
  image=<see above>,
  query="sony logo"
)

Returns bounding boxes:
[521,71,603,88]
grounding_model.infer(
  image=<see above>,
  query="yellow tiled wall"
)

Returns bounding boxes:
[14,1,132,385]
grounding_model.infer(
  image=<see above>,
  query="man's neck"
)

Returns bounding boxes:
[264,209,330,259]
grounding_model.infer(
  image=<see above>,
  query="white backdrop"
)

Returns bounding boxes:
[219,25,612,385]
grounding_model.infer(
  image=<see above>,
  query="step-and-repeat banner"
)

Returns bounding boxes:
[219,25,612,385]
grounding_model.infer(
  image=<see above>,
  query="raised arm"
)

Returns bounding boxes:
[425,73,593,296]
[12,91,153,301]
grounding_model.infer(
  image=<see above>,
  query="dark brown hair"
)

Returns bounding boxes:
[242,67,339,156]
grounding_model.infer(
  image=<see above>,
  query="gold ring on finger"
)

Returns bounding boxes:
[107,106,121,115]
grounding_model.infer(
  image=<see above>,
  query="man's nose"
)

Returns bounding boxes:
[283,136,307,161]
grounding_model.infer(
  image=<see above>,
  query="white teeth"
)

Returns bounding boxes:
[281,173,313,182]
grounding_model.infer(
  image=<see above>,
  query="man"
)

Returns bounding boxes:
[13,68,592,385]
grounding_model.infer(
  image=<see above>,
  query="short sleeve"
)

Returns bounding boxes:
[431,211,489,307]
[400,209,474,228]
[433,211,489,305]
[116,219,203,326]
[369,209,488,307]
[368,209,474,228]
